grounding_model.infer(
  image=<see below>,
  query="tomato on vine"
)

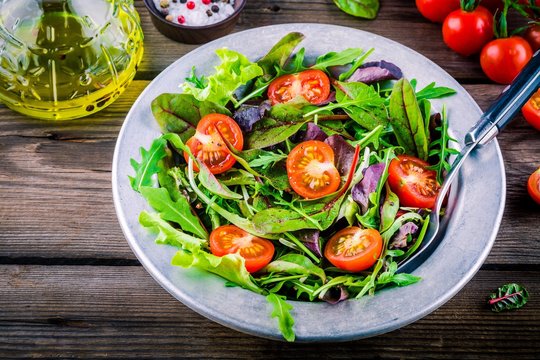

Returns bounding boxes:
[523,23,540,51]
[442,3,494,56]
[416,0,461,23]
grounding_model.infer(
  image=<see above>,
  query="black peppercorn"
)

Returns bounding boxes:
[180,0,187,3]
[211,4,219,12]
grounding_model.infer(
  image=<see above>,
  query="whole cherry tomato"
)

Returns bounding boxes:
[416,0,460,23]
[523,24,540,51]
[522,88,540,131]
[480,36,533,84]
[442,6,494,56]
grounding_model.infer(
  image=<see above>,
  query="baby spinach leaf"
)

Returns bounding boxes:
[488,283,529,312]
[172,250,264,295]
[129,137,167,192]
[263,254,326,282]
[333,0,380,19]
[266,293,295,342]
[389,78,429,160]
[139,211,205,253]
[257,32,305,79]
[182,48,264,107]
[151,93,230,141]
[140,186,209,239]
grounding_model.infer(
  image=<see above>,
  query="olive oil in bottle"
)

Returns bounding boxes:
[0,0,144,120]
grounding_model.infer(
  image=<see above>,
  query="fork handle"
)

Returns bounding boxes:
[465,49,540,146]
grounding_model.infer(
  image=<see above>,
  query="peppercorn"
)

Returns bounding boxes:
[211,5,219,12]
[206,9,213,16]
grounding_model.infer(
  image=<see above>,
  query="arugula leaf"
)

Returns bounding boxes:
[266,293,295,342]
[415,82,456,101]
[140,186,209,239]
[182,48,264,107]
[338,48,374,81]
[218,169,256,186]
[311,48,365,72]
[263,254,326,282]
[257,32,305,79]
[488,283,529,312]
[427,106,460,184]
[185,66,207,89]
[151,93,230,141]
[139,211,205,253]
[388,78,429,160]
[377,261,421,286]
[248,150,288,169]
[197,162,243,200]
[129,137,167,192]
[333,0,380,19]
[171,250,264,295]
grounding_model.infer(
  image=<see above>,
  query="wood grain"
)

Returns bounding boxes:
[0,266,538,358]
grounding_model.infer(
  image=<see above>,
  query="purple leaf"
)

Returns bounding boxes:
[390,222,419,249]
[233,101,271,132]
[317,91,336,105]
[297,230,322,258]
[319,285,349,304]
[351,163,385,213]
[299,122,328,142]
[346,60,403,84]
[324,135,355,176]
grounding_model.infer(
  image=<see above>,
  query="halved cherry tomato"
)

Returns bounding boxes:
[528,167,540,204]
[184,113,243,175]
[416,0,460,23]
[324,227,383,272]
[267,69,330,105]
[286,140,341,199]
[522,88,540,131]
[480,36,533,85]
[442,6,494,56]
[388,155,441,208]
[209,225,275,273]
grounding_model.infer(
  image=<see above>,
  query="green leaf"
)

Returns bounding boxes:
[248,150,288,169]
[427,105,458,184]
[218,169,256,186]
[380,183,399,233]
[182,48,264,106]
[185,66,207,89]
[257,32,305,78]
[151,93,230,141]
[197,163,243,200]
[171,250,264,295]
[311,48,365,72]
[266,293,295,342]
[488,283,529,312]
[129,137,168,192]
[415,82,457,101]
[140,186,209,239]
[338,48,374,81]
[389,78,429,160]
[139,211,205,253]
[333,0,380,19]
[263,254,326,282]
[245,103,308,149]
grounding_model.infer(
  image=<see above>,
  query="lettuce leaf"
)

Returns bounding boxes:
[171,250,264,295]
[182,48,264,107]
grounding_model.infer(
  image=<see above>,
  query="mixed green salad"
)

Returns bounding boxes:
[129,32,457,341]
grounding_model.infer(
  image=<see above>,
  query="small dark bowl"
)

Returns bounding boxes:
[143,0,246,44]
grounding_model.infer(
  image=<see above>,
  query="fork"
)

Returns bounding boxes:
[398,50,540,274]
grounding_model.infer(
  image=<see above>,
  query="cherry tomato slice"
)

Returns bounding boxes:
[209,225,275,273]
[388,155,441,209]
[522,88,540,131]
[286,140,341,199]
[324,227,383,272]
[528,167,540,205]
[184,114,243,175]
[268,69,330,105]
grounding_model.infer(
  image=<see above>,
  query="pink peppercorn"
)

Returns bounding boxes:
[202,0,211,4]
[177,15,185,24]
[186,1,195,9]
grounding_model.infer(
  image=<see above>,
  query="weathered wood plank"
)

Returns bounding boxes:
[0,266,538,357]
[1,83,539,262]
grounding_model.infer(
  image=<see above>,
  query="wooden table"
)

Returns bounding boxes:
[1,0,539,357]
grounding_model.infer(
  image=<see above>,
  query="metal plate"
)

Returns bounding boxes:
[112,24,505,342]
